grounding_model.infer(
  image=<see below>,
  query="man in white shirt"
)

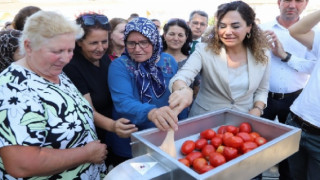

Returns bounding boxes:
[187,10,208,53]
[259,0,309,179]
[288,9,320,180]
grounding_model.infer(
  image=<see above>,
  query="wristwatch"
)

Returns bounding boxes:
[281,52,292,62]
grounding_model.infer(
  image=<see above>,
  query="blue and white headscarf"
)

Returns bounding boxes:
[124,17,165,103]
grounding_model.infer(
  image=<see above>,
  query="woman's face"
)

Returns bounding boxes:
[163,25,187,51]
[77,29,109,63]
[218,10,251,48]
[110,22,126,48]
[28,33,75,79]
[126,31,153,63]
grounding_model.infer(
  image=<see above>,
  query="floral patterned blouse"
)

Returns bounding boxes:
[0,63,106,180]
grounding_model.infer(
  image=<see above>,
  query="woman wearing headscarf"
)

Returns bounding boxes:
[107,17,188,165]
[0,29,23,72]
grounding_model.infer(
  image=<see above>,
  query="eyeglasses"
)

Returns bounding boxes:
[191,21,207,27]
[81,15,109,26]
[126,40,150,49]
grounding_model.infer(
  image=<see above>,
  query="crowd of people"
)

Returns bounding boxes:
[0,0,319,179]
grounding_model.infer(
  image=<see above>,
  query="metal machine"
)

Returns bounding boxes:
[105,109,301,180]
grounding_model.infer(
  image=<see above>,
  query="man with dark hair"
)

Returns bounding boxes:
[187,10,208,53]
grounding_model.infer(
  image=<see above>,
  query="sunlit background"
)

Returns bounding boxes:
[1,0,320,29]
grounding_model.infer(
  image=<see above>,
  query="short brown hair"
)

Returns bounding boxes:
[12,6,41,31]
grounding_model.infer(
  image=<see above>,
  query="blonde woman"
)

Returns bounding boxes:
[0,11,107,179]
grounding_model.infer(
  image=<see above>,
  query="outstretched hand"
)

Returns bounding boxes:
[168,86,193,115]
[114,118,138,138]
[148,106,178,131]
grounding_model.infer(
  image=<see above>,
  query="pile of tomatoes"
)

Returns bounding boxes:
[178,122,268,174]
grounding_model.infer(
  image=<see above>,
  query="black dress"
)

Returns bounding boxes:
[63,52,112,141]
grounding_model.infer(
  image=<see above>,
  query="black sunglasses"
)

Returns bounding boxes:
[81,15,109,26]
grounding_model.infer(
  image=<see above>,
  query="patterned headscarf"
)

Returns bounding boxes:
[124,17,165,103]
[0,29,22,72]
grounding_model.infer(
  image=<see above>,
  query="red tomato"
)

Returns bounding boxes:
[226,125,239,135]
[178,158,190,167]
[222,132,234,145]
[201,144,215,160]
[186,151,203,165]
[223,146,238,161]
[215,133,224,139]
[255,136,267,146]
[209,152,226,167]
[239,122,252,133]
[216,145,225,154]
[236,132,254,142]
[181,140,196,155]
[211,136,223,148]
[195,138,208,150]
[217,125,227,134]
[241,141,258,153]
[197,165,214,174]
[193,157,207,172]
[200,129,216,140]
[226,136,244,148]
[250,132,261,140]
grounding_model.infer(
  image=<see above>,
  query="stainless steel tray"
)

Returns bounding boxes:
[105,108,301,180]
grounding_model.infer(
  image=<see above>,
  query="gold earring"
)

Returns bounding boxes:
[246,32,251,39]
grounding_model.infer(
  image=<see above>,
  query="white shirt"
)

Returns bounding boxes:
[290,31,320,128]
[229,64,249,99]
[260,19,310,93]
